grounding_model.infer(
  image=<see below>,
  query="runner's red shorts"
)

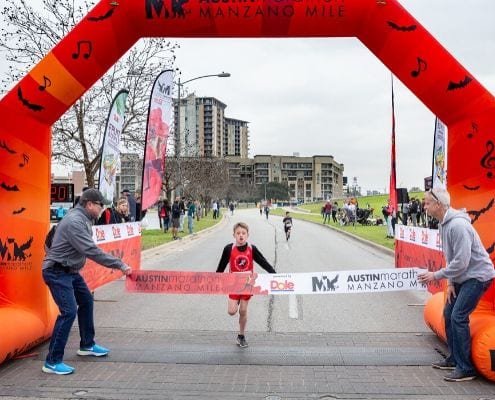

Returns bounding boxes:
[229,294,252,301]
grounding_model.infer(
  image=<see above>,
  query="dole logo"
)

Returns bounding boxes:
[409,229,416,242]
[112,226,122,239]
[399,227,405,239]
[421,230,428,245]
[270,280,295,291]
[127,225,134,236]
[95,228,106,242]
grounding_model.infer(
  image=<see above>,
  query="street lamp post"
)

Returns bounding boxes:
[175,72,230,196]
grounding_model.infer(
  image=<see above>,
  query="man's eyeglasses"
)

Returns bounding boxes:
[93,201,103,207]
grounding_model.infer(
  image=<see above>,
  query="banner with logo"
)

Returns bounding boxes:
[80,222,141,291]
[126,268,426,295]
[395,225,446,295]
[141,70,174,211]
[432,117,447,189]
[98,89,128,203]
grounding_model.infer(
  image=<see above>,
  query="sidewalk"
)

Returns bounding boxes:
[1,326,494,399]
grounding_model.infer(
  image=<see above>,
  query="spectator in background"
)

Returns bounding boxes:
[97,197,130,225]
[171,197,181,240]
[323,201,332,224]
[121,189,136,222]
[187,199,196,234]
[56,205,66,221]
[135,192,146,221]
[212,201,219,219]
[159,199,170,233]
[332,201,338,223]
[179,197,186,232]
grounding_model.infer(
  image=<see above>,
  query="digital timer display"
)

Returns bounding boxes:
[50,183,74,204]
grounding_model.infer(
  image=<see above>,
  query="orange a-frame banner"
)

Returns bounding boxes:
[81,222,142,291]
[394,225,446,295]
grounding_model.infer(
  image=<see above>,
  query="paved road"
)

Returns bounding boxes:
[1,209,494,399]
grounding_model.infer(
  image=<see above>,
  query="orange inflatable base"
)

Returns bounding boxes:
[424,293,495,381]
[0,306,54,364]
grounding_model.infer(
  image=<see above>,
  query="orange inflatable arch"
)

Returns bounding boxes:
[1,0,494,378]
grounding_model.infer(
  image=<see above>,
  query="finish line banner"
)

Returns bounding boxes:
[126,268,427,295]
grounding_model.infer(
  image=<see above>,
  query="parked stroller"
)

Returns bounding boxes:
[356,208,373,225]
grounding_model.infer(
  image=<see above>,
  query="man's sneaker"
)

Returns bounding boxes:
[77,344,109,357]
[431,359,456,370]
[236,334,248,348]
[443,370,477,382]
[42,362,74,375]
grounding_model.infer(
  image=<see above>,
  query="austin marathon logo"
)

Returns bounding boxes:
[312,274,339,292]
[145,0,345,20]
[0,236,34,270]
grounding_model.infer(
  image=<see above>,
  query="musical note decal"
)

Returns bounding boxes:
[468,198,494,224]
[487,241,495,255]
[38,75,52,91]
[463,184,480,191]
[19,153,29,168]
[387,21,417,32]
[410,57,427,78]
[480,140,495,178]
[0,182,20,192]
[0,140,16,154]
[17,87,44,111]
[87,7,116,22]
[467,122,479,139]
[447,75,473,91]
[13,207,26,215]
[72,40,93,59]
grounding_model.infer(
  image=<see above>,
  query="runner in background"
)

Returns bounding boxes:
[282,211,293,241]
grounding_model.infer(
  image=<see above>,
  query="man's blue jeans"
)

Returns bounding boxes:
[444,278,492,374]
[42,268,95,364]
[188,215,194,234]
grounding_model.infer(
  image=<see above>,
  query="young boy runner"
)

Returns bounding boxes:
[282,211,293,241]
[216,222,276,348]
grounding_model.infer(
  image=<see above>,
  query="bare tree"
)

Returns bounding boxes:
[0,0,177,186]
[169,157,230,210]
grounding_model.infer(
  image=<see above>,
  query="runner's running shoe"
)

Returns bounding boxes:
[42,362,74,375]
[77,344,109,357]
[236,334,248,348]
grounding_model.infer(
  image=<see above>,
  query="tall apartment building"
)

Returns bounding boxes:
[224,117,249,158]
[226,154,344,202]
[116,153,142,195]
[174,94,249,158]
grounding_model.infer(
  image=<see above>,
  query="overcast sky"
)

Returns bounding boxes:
[2,1,494,194]
[169,0,495,193]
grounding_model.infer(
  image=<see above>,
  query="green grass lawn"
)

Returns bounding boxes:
[141,210,223,250]
[272,192,424,251]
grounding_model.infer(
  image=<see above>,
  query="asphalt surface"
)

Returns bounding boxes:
[1,208,494,399]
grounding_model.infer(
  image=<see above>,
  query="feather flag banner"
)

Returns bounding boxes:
[98,89,128,203]
[432,117,447,189]
[141,70,174,211]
